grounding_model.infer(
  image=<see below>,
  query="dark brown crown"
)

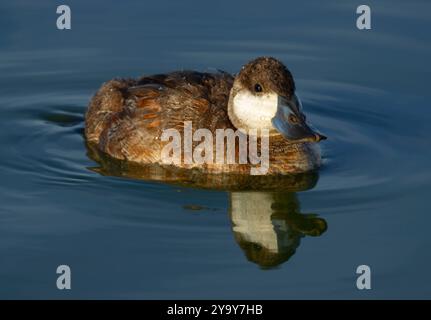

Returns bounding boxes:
[236,56,296,98]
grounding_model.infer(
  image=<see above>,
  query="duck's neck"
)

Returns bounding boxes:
[227,84,279,137]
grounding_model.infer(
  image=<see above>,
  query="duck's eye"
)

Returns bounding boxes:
[288,114,300,125]
[254,84,262,92]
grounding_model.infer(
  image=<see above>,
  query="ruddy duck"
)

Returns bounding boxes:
[85,57,326,175]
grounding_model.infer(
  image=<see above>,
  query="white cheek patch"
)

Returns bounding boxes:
[232,91,278,130]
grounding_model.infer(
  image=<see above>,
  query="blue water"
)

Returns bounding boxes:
[1,0,430,299]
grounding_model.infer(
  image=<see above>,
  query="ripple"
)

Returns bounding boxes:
[0,77,426,218]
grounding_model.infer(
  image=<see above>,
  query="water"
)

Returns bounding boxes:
[0,0,430,299]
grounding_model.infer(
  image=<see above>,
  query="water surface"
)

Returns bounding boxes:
[0,0,430,299]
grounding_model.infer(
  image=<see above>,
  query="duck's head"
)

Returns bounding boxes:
[228,56,326,143]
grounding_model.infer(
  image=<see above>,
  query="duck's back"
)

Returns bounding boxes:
[85,70,235,163]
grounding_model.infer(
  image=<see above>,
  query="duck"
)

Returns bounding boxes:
[85,56,326,175]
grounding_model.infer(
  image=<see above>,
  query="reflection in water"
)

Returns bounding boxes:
[230,192,326,269]
[86,143,327,268]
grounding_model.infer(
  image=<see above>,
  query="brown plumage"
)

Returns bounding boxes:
[85,57,323,175]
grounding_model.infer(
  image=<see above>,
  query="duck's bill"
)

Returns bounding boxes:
[271,95,327,143]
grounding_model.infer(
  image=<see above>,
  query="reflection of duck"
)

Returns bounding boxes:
[85,57,326,174]
[86,144,326,268]
[229,192,327,269]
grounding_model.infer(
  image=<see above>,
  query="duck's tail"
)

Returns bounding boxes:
[85,78,135,144]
